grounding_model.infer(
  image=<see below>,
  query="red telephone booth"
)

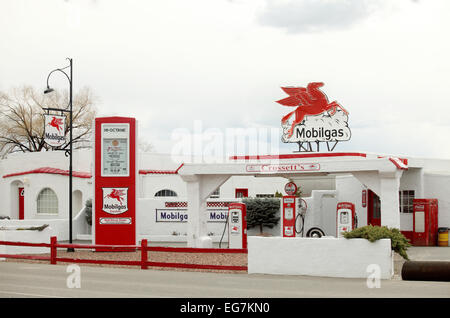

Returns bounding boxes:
[413,199,438,246]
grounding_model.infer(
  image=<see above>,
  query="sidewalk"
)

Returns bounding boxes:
[393,246,450,278]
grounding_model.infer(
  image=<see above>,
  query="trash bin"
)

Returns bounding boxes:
[438,227,449,247]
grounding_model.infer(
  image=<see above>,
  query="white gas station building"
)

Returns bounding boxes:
[1,148,449,247]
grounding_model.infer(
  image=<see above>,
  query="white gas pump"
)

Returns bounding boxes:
[336,202,356,238]
[220,202,247,249]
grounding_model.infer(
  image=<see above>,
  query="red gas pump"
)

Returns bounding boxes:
[282,196,296,237]
[227,203,247,249]
[336,202,356,238]
[413,199,438,246]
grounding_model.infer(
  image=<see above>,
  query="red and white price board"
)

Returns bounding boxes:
[93,117,137,249]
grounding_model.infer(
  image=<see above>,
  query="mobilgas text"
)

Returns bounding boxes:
[296,126,345,140]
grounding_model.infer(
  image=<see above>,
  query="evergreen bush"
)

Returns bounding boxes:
[343,225,411,260]
[243,197,280,234]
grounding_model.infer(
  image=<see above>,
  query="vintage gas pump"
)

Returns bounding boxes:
[413,199,438,246]
[282,196,297,237]
[227,202,247,249]
[336,202,356,238]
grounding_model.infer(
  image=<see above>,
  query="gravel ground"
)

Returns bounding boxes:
[5,249,248,274]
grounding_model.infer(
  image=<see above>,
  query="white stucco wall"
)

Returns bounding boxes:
[0,226,54,255]
[248,237,393,279]
[424,172,450,229]
[0,219,68,241]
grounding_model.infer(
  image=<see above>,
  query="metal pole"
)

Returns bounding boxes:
[68,58,74,252]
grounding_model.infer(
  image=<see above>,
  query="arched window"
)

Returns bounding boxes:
[154,189,178,197]
[37,188,58,214]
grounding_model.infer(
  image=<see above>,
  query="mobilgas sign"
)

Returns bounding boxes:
[44,114,66,147]
[156,209,228,223]
[102,188,128,214]
[276,82,351,144]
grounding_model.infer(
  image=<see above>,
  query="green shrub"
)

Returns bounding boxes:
[243,198,280,234]
[343,225,411,260]
[85,199,92,226]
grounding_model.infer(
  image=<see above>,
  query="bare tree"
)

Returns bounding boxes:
[0,85,97,158]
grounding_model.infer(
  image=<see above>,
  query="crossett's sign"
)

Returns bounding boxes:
[246,163,320,173]
[276,82,351,144]
[44,114,66,147]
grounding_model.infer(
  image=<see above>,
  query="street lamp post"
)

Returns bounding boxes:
[43,58,74,252]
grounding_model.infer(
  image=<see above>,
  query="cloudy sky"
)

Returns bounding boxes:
[1,0,450,159]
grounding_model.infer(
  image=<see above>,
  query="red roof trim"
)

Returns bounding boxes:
[3,167,92,179]
[139,163,184,175]
[229,152,368,161]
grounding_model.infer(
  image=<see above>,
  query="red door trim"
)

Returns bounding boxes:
[18,187,24,220]
[367,190,381,226]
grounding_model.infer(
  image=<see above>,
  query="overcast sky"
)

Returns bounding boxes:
[1,0,449,160]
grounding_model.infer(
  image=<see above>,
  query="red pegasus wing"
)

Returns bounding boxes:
[281,87,306,96]
[276,96,301,106]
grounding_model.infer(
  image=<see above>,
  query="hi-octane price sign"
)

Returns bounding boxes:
[101,123,130,176]
[94,117,137,249]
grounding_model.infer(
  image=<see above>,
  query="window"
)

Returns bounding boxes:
[209,188,220,198]
[37,188,58,214]
[154,189,178,197]
[399,190,415,213]
[256,194,275,198]
[235,188,248,198]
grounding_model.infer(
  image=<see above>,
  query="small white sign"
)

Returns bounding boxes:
[99,218,132,225]
[44,114,66,147]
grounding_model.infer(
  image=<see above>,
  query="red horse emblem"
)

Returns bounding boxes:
[276,82,348,138]
[48,116,64,133]
[104,189,126,204]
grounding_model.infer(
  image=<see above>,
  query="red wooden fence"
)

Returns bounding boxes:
[0,237,248,272]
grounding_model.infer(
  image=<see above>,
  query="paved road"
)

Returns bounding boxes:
[0,261,449,298]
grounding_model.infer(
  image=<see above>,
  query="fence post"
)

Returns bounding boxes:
[50,236,57,265]
[141,239,148,270]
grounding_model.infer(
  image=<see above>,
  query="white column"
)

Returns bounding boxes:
[184,176,212,248]
[379,171,402,229]
[182,174,231,248]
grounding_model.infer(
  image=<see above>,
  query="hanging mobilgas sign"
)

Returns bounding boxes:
[276,82,351,151]
[44,114,66,147]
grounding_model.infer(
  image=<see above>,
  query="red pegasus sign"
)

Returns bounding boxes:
[44,114,66,147]
[102,187,128,214]
[276,82,351,148]
[104,189,126,204]
[48,116,64,132]
[277,82,348,138]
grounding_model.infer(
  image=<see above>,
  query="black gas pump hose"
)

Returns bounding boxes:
[219,210,230,248]
[295,213,305,237]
